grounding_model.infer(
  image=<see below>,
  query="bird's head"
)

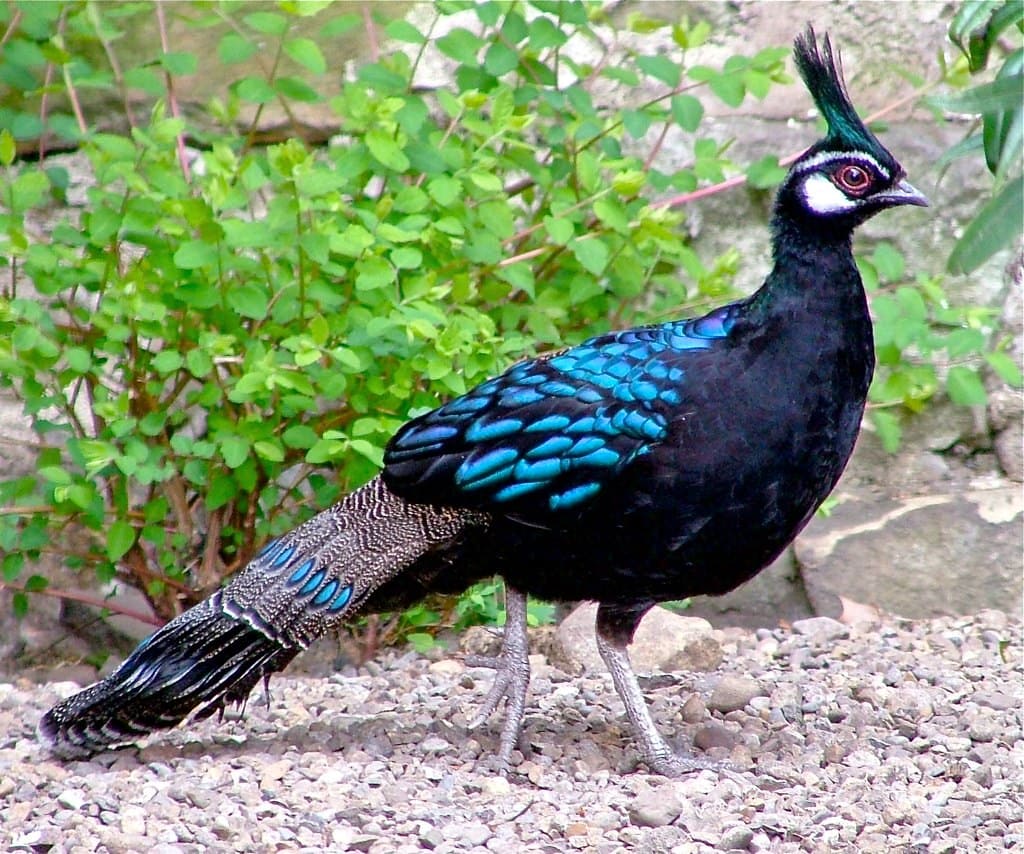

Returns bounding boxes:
[776,27,928,233]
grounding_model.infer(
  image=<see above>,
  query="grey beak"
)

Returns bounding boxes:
[874,178,929,208]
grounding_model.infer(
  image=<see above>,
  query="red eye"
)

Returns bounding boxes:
[834,164,872,194]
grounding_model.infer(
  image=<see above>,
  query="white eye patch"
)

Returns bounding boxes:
[800,172,861,215]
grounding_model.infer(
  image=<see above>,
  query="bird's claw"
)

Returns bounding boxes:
[641,751,732,777]
[463,588,531,774]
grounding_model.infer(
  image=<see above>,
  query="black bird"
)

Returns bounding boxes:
[40,29,926,775]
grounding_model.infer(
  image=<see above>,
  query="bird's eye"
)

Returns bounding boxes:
[834,164,872,194]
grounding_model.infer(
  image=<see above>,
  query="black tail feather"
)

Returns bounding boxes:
[38,593,297,758]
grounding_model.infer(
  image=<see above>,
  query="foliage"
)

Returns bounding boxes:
[932,0,1023,274]
[859,242,1023,451]
[0,1,791,632]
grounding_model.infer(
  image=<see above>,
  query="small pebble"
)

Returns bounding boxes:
[0,613,1016,853]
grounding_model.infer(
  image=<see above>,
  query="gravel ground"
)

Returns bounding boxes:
[1,610,1021,853]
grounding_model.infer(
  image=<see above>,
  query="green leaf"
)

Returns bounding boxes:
[872,243,905,282]
[436,27,484,64]
[871,409,902,453]
[365,129,410,172]
[152,350,183,374]
[745,155,786,189]
[484,41,518,76]
[221,436,251,469]
[946,365,987,406]
[355,256,395,291]
[160,51,197,76]
[636,54,681,87]
[244,11,289,35]
[228,283,269,319]
[253,440,285,462]
[930,75,1024,115]
[386,19,426,44]
[0,129,15,166]
[948,175,1024,274]
[107,520,136,561]
[174,240,217,269]
[572,239,609,274]
[544,216,574,244]
[390,246,423,269]
[985,351,1024,386]
[284,37,327,74]
[670,94,703,132]
[234,76,277,104]
[206,475,237,511]
[39,465,72,486]
[218,33,257,64]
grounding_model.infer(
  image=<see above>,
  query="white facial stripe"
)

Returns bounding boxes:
[793,150,890,181]
[801,172,860,215]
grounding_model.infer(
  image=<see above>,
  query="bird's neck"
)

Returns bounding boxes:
[752,213,862,316]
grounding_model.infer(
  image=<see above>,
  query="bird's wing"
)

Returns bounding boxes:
[383,307,739,518]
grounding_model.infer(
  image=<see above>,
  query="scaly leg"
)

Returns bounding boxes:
[465,585,531,774]
[596,603,723,776]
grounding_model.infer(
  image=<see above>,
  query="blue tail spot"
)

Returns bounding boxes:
[327,584,353,613]
[257,539,278,558]
[271,544,296,568]
[574,447,621,468]
[465,418,523,442]
[459,463,515,492]
[288,558,316,587]
[493,481,546,502]
[523,414,571,434]
[525,436,574,459]
[299,569,326,597]
[313,578,339,607]
[513,457,565,482]
[549,481,602,510]
[456,448,520,485]
[568,436,606,457]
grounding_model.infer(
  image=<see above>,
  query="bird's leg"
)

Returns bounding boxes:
[596,603,722,777]
[465,585,531,774]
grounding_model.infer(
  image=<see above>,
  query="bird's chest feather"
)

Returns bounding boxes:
[500,299,875,602]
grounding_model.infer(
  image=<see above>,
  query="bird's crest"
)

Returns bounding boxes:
[793,27,887,159]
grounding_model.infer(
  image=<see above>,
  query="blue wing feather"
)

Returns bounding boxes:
[383,304,740,515]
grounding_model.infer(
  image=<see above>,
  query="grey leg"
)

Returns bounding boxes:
[465,585,531,774]
[596,606,723,776]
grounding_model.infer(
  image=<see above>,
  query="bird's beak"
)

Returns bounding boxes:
[874,179,929,208]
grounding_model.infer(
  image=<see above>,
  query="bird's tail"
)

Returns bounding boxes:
[39,476,479,758]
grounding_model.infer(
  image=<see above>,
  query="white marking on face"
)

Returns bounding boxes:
[794,150,890,181]
[800,172,860,215]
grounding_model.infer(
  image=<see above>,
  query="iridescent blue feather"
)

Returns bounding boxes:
[383,304,740,514]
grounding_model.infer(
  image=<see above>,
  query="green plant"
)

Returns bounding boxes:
[859,242,1023,451]
[0,1,792,632]
[932,0,1023,274]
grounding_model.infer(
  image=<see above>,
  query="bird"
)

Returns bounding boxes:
[39,27,926,776]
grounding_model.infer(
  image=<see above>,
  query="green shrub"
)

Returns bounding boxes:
[0,1,786,631]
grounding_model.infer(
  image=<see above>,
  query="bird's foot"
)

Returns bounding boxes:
[640,750,732,777]
[464,587,531,775]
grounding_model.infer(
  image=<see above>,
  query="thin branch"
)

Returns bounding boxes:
[0,581,163,627]
[154,0,191,182]
[657,83,937,210]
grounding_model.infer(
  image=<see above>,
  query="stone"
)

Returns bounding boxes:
[796,489,1023,619]
[791,617,849,642]
[707,676,764,713]
[554,603,722,674]
[693,724,741,752]
[628,785,684,828]
[720,825,755,850]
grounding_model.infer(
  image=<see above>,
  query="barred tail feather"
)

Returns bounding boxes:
[38,594,297,758]
[39,477,481,758]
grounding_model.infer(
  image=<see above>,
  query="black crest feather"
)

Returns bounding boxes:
[793,26,886,158]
